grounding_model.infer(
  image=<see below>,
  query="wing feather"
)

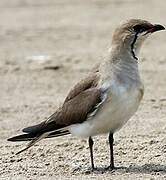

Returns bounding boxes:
[8,71,104,154]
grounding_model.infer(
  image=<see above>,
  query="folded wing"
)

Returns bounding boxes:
[8,72,103,154]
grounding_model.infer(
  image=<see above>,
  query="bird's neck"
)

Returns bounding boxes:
[100,45,141,86]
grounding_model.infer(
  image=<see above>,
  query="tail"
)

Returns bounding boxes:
[8,122,70,154]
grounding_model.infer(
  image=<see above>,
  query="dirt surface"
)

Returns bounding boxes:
[0,0,166,179]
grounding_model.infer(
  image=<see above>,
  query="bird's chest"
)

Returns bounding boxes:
[110,85,141,118]
[94,82,143,133]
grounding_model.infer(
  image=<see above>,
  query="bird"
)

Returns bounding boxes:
[8,19,165,170]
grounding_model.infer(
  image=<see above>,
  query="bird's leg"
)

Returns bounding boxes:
[108,132,114,169]
[88,136,95,170]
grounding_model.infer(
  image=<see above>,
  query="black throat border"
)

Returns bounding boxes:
[131,32,139,60]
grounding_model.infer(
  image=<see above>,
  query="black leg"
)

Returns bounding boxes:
[88,136,94,170]
[108,132,114,169]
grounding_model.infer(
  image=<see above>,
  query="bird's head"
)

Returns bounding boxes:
[111,19,165,60]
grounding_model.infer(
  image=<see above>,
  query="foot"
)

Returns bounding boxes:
[105,165,116,171]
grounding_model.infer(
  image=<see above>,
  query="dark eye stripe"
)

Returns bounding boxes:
[133,24,151,32]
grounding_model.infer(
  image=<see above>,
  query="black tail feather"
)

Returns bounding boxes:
[8,130,70,142]
[8,118,70,154]
[8,133,37,142]
[8,130,70,155]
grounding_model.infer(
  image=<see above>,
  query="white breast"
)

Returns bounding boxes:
[68,82,143,138]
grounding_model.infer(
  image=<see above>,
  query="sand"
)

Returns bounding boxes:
[0,0,166,179]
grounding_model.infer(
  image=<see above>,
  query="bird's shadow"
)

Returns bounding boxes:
[78,164,166,175]
[117,164,166,174]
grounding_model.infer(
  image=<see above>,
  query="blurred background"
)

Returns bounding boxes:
[0,0,166,179]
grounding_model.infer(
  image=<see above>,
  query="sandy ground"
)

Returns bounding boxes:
[0,0,166,179]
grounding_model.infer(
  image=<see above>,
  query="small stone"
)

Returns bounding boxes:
[160,98,166,102]
[45,162,50,166]
[150,99,156,102]
[149,140,158,145]
[154,154,161,157]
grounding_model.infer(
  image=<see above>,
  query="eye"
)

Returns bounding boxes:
[133,25,143,32]
[133,24,149,33]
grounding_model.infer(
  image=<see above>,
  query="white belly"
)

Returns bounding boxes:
[68,85,143,138]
